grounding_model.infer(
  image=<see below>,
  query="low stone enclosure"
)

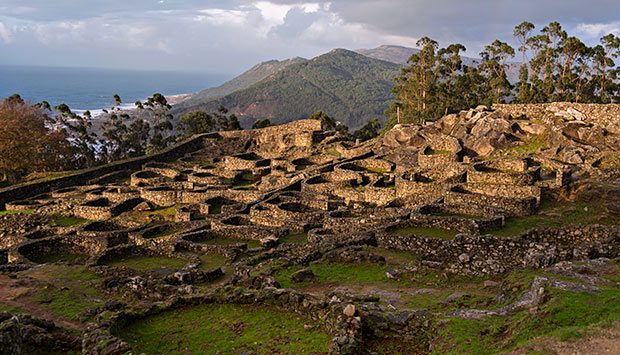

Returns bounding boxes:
[0,107,619,354]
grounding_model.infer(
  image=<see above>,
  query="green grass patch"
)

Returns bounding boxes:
[202,237,260,249]
[490,133,549,158]
[209,205,222,214]
[49,216,90,227]
[0,303,24,314]
[324,147,341,157]
[105,255,187,271]
[365,167,389,174]
[389,225,458,239]
[275,262,404,289]
[198,254,226,271]
[280,232,308,244]
[370,248,417,264]
[0,209,34,215]
[121,303,332,354]
[21,265,102,321]
[146,226,185,239]
[492,200,615,237]
[30,253,89,264]
[432,287,620,354]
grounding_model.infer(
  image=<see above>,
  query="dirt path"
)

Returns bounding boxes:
[509,322,620,355]
[0,275,86,330]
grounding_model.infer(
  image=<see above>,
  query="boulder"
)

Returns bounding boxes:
[291,268,315,283]
[343,304,356,317]
[385,269,401,280]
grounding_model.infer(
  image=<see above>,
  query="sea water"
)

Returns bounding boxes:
[0,65,231,115]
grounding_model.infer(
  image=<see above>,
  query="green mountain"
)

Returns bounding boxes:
[173,49,402,130]
[172,56,307,113]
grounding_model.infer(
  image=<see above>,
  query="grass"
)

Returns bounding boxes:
[280,232,308,244]
[49,216,90,227]
[431,286,620,354]
[127,205,183,223]
[21,265,103,321]
[275,262,404,289]
[146,226,185,239]
[30,253,89,264]
[370,248,417,264]
[209,205,222,214]
[0,303,24,314]
[436,212,484,219]
[201,237,260,249]
[105,255,187,271]
[233,172,257,189]
[389,225,459,239]
[121,303,332,354]
[365,167,389,174]
[492,200,616,237]
[323,147,341,157]
[490,133,549,159]
[198,254,227,271]
[0,209,34,215]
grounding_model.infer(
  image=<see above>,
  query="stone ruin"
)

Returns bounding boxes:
[0,105,618,354]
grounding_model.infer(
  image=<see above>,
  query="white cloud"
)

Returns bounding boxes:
[575,22,620,39]
[0,21,12,43]
[299,12,417,49]
[196,9,248,26]
[253,1,292,29]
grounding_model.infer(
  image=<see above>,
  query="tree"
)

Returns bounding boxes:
[0,97,71,183]
[513,21,535,103]
[437,43,467,114]
[556,36,587,100]
[309,110,337,130]
[480,40,515,104]
[539,22,567,101]
[353,118,380,141]
[178,111,216,137]
[251,119,274,129]
[66,110,98,168]
[392,37,440,122]
[214,106,242,131]
[595,33,619,102]
[136,93,175,153]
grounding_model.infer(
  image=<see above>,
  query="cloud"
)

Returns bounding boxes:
[0,22,13,43]
[575,22,620,39]
[0,0,618,72]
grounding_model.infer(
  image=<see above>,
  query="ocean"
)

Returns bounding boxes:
[0,65,231,115]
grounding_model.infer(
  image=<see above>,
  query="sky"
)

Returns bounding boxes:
[0,0,618,75]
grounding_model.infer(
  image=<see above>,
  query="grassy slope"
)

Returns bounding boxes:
[121,303,332,354]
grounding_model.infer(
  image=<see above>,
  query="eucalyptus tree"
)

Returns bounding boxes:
[480,40,515,104]
[513,21,535,103]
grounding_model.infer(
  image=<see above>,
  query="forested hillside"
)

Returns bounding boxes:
[172,57,307,113]
[174,49,402,129]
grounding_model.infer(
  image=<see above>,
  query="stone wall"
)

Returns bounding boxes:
[0,132,216,210]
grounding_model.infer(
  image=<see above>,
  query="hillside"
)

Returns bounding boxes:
[357,44,519,81]
[172,57,307,112]
[355,44,420,65]
[173,49,402,130]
